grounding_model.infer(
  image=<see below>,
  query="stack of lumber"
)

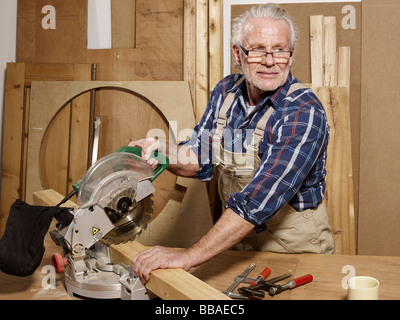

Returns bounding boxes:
[310,15,356,255]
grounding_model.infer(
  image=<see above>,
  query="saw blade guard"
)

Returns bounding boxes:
[77,152,155,208]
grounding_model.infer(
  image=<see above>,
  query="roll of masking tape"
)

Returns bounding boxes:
[347,276,379,300]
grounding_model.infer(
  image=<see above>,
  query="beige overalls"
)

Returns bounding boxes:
[213,78,334,254]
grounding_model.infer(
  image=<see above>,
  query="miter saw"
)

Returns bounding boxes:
[50,146,168,299]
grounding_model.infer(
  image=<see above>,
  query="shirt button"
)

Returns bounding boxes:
[310,238,318,245]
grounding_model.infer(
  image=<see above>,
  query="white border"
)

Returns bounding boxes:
[223,0,362,76]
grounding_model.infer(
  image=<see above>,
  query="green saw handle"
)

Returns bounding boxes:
[115,146,169,182]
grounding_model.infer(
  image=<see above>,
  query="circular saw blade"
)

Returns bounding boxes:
[76,151,159,245]
[103,193,154,244]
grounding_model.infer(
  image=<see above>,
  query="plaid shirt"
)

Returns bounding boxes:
[182,72,329,227]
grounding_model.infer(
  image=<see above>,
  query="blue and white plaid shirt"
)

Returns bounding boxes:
[181,72,329,227]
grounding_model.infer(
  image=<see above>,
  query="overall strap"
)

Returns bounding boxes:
[286,82,307,96]
[247,81,307,153]
[213,77,245,162]
[247,105,275,154]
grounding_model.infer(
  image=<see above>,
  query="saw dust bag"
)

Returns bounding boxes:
[0,199,72,277]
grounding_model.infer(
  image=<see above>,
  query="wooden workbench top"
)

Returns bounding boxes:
[1,232,399,300]
[192,250,400,300]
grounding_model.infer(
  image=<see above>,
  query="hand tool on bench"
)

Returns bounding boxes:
[268,274,313,296]
[223,264,278,299]
[248,266,271,285]
[238,272,292,299]
[223,263,256,299]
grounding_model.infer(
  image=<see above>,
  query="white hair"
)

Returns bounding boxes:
[232,3,299,49]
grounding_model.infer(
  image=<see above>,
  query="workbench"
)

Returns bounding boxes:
[1,232,399,300]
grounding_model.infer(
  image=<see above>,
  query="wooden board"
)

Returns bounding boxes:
[0,63,25,237]
[312,86,356,255]
[111,241,230,300]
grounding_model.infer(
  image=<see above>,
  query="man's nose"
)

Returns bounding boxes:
[260,53,276,66]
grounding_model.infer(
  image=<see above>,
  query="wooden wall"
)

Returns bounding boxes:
[358,0,400,256]
[7,0,400,255]
[15,0,216,151]
[2,0,215,245]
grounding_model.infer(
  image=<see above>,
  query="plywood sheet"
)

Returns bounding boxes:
[0,63,92,237]
[27,81,213,248]
[358,0,400,256]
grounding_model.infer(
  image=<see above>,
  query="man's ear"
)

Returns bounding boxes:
[232,45,242,67]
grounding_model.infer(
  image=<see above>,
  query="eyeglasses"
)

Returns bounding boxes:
[240,45,292,64]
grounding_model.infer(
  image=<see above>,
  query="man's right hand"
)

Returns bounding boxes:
[129,138,164,170]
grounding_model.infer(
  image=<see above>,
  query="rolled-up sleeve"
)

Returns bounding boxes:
[179,89,218,182]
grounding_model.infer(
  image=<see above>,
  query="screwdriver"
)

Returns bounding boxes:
[268,274,313,296]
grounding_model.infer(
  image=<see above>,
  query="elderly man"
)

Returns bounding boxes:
[130,3,334,283]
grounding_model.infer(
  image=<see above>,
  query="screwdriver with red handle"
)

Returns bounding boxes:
[268,274,313,296]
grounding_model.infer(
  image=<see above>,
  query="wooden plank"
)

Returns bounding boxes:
[183,0,196,106]
[68,64,93,191]
[313,87,355,255]
[111,241,230,300]
[337,46,351,88]
[21,86,30,201]
[0,63,26,237]
[112,0,136,48]
[209,0,223,91]
[24,63,75,83]
[323,16,337,86]
[208,0,223,222]
[195,0,209,123]
[32,189,229,300]
[313,87,334,209]
[329,87,356,254]
[33,188,78,209]
[310,15,324,87]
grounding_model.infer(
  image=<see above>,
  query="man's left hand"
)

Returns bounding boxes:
[132,246,193,284]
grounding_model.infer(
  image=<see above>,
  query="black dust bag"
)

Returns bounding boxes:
[0,199,73,277]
